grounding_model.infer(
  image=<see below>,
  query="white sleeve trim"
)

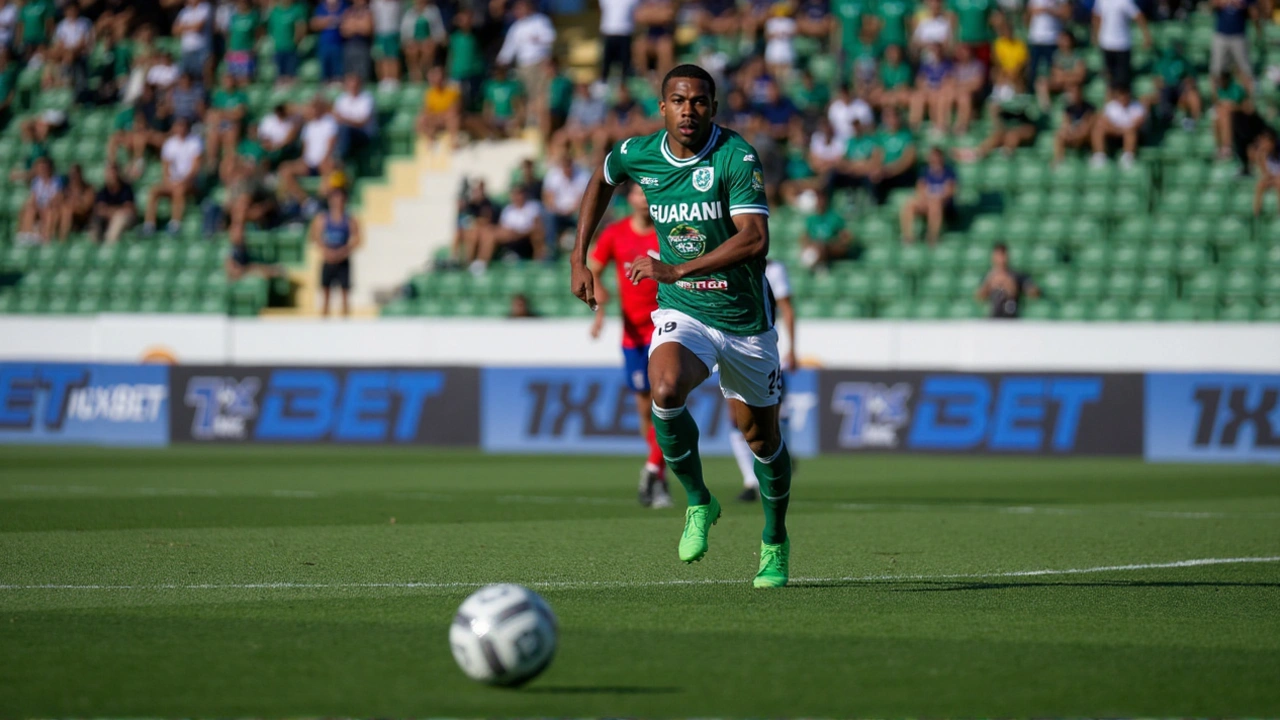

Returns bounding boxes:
[729,206,770,217]
[602,152,619,186]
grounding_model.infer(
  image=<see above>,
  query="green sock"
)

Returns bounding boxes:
[651,404,710,507]
[753,442,792,545]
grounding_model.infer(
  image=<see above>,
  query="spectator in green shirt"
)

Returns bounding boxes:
[400,0,446,82]
[800,191,853,270]
[950,0,991,57]
[16,0,54,54]
[873,0,912,52]
[1146,41,1202,129]
[871,107,917,204]
[1214,71,1249,159]
[873,44,912,110]
[267,0,308,82]
[225,0,261,85]
[541,55,573,143]
[1047,31,1086,96]
[447,9,485,112]
[478,64,524,139]
[207,72,250,168]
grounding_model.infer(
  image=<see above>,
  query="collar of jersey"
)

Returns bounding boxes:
[659,125,721,167]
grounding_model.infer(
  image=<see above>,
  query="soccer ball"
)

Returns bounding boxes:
[449,584,558,687]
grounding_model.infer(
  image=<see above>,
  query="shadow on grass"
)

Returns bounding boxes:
[523,685,683,695]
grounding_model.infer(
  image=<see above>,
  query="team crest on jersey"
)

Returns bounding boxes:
[691,167,714,192]
[750,169,765,192]
[667,223,707,259]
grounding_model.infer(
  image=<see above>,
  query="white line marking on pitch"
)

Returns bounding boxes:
[2,556,1277,592]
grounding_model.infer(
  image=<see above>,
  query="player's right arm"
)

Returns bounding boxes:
[570,148,627,309]
[587,258,609,338]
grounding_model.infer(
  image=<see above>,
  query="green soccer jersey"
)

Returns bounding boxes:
[603,125,773,335]
[228,8,260,52]
[268,2,306,51]
[20,0,53,45]
[875,0,912,48]
[950,0,991,44]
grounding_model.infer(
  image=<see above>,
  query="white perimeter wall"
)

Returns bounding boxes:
[1,315,1278,372]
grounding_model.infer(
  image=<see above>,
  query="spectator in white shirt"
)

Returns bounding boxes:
[16,157,62,244]
[257,104,301,166]
[599,0,639,82]
[827,83,873,142]
[333,73,377,160]
[370,0,402,88]
[51,4,93,74]
[541,153,590,253]
[144,118,204,234]
[0,0,17,51]
[1026,0,1070,108]
[473,186,544,271]
[1092,85,1146,169]
[145,50,180,90]
[173,0,213,81]
[401,0,446,82]
[1091,0,1151,89]
[278,96,340,213]
[763,3,798,79]
[496,0,555,122]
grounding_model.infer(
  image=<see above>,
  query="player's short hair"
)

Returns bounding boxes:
[661,64,716,100]
[993,242,1009,254]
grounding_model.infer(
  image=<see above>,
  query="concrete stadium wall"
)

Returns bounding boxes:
[1,316,1278,372]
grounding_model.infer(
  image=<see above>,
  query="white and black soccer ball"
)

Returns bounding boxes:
[449,584,558,687]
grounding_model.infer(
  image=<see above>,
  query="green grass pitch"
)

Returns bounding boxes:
[1,446,1278,717]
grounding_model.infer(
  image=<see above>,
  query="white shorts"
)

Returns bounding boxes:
[649,308,782,407]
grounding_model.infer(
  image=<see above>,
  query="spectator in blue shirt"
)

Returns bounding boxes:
[899,146,956,245]
[754,79,799,141]
[313,0,349,81]
[1211,0,1258,94]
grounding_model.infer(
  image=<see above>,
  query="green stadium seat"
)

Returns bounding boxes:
[872,274,906,302]
[139,269,173,296]
[918,270,954,299]
[62,242,94,270]
[1025,245,1061,272]
[1129,300,1163,321]
[1219,301,1257,322]
[960,243,989,271]
[1106,271,1138,299]
[861,243,898,271]
[877,300,913,319]
[1057,300,1092,321]
[945,301,984,319]
[1210,216,1250,251]
[1183,269,1221,302]
[1165,301,1212,321]
[1175,243,1210,274]
[1074,243,1110,273]
[898,243,928,273]
[1165,162,1205,189]
[841,271,875,301]
[1073,272,1105,301]
[1010,191,1045,216]
[1222,270,1260,301]
[34,243,65,269]
[914,299,946,319]
[1137,272,1172,301]
[1111,190,1146,217]
[74,290,104,314]
[1039,268,1072,300]
[120,242,153,270]
[1022,300,1055,320]
[1002,215,1037,245]
[1065,218,1103,248]
[1258,303,1280,322]
[1160,188,1196,217]
[1044,189,1077,216]
[1092,299,1129,321]
[828,300,867,319]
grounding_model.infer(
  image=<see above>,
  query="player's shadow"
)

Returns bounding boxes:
[791,580,1280,591]
[524,685,682,695]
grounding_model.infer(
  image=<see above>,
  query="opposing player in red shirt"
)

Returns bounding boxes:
[588,182,672,508]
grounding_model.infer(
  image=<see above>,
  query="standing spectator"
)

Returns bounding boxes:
[341,0,374,82]
[1253,132,1280,215]
[976,242,1040,318]
[206,71,248,167]
[991,11,1028,81]
[952,0,993,64]
[599,0,639,83]
[1211,0,1258,95]
[496,0,555,124]
[632,0,675,79]
[16,0,54,58]
[871,107,918,204]
[371,0,402,88]
[1091,84,1146,169]
[1092,0,1151,89]
[1053,83,1096,164]
[333,73,376,160]
[476,64,525,139]
[400,0,444,81]
[90,163,136,243]
[313,0,347,82]
[763,2,799,79]
[1047,30,1086,95]
[16,157,62,244]
[311,188,361,317]
[1026,0,1070,108]
[472,185,544,271]
[144,117,203,234]
[1147,41,1202,129]
[417,65,461,143]
[900,146,956,245]
[58,164,96,240]
[267,0,308,83]
[910,0,955,55]
[224,0,259,85]
[169,71,206,125]
[799,191,852,270]
[446,9,484,111]
[173,0,212,82]
[278,97,338,215]
[909,44,954,134]
[542,152,590,253]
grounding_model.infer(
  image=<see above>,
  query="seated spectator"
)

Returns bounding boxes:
[401,0,446,82]
[791,68,830,117]
[313,0,348,83]
[278,97,339,215]
[828,82,872,142]
[106,86,169,178]
[333,73,376,159]
[755,79,800,141]
[542,56,574,143]
[90,163,136,244]
[991,12,1028,80]
[900,147,956,245]
[224,0,260,86]
[1053,83,1096,164]
[471,186,545,272]
[16,157,62,244]
[806,116,847,176]
[91,0,133,42]
[541,152,589,253]
[873,44,913,110]
[976,242,1040,318]
[1091,84,1146,169]
[226,239,285,281]
[218,136,278,244]
[144,118,203,234]
[77,33,128,106]
[475,64,525,139]
[371,0,401,88]
[206,72,248,167]
[799,191,852,271]
[550,81,605,159]
[1253,132,1280,216]
[1213,71,1248,160]
[829,116,879,191]
[950,43,986,133]
[1231,96,1273,175]
[267,0,309,84]
[310,188,361,316]
[908,44,953,134]
[780,122,825,206]
[725,88,755,130]
[341,0,374,83]
[1147,41,1201,131]
[1027,0,1070,108]
[909,0,955,57]
[47,3,93,89]
[169,72,206,126]
[173,0,213,83]
[872,0,911,55]
[14,0,54,59]
[633,0,676,78]
[418,66,461,144]
[697,0,739,38]
[871,107,917,204]
[58,164,95,240]
[602,82,651,145]
[763,2,798,79]
[1047,31,1086,95]
[515,157,542,199]
[508,293,539,318]
[795,0,830,38]
[952,0,992,63]
[144,48,180,91]
[844,15,882,88]
[956,70,1039,161]
[452,178,496,263]
[257,103,300,166]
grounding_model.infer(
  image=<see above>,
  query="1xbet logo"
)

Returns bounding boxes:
[1190,385,1280,449]
[185,376,261,440]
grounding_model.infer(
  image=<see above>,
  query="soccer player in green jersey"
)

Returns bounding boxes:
[570,65,792,588]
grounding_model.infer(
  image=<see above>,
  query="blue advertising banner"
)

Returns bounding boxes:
[1146,373,1280,464]
[481,367,819,456]
[0,363,169,446]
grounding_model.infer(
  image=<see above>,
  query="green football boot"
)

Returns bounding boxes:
[677,496,721,563]
[753,537,790,588]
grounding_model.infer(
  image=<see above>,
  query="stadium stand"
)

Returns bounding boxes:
[1,0,1279,321]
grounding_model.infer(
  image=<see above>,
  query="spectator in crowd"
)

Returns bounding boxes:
[401,0,445,82]
[909,0,955,56]
[828,81,872,141]
[78,32,128,106]
[224,0,259,86]
[805,116,847,177]
[909,43,954,133]
[1213,71,1248,158]
[515,157,542,199]
[268,0,308,84]
[333,73,376,159]
[508,292,539,318]
[829,115,879,192]
[206,71,248,167]
[976,242,1040,319]
[763,2,798,80]
[341,0,374,82]
[542,56,574,143]
[952,0,992,63]
[1092,0,1151,89]
[16,157,62,244]
[17,0,55,60]
[791,68,830,117]
[1047,30,1086,95]
[257,103,300,166]
[446,9,484,112]
[551,80,606,159]
[58,164,95,240]
[875,0,912,53]
[874,44,913,111]
[496,0,555,124]
[633,0,675,79]
[90,163,136,243]
[1027,0,1070,108]
[170,71,206,125]
[1230,96,1272,173]
[173,0,212,83]
[871,107,918,204]
[795,0,830,39]
[542,152,590,253]
[1147,40,1202,129]
[370,0,401,87]
[278,96,338,215]
[1053,83,1096,164]
[0,49,17,128]
[144,46,180,90]
[217,135,277,243]
[144,117,203,234]
[313,0,347,82]
[950,43,986,133]
[471,185,544,272]
[453,178,496,263]
[226,237,286,280]
[475,64,524,139]
[1253,132,1280,215]
[843,15,882,87]
[311,187,361,317]
[1091,84,1146,168]
[418,66,461,144]
[48,2,92,88]
[957,70,1039,160]
[755,78,800,141]
[725,87,755,129]
[799,191,852,271]
[697,0,739,38]
[991,11,1028,81]
[603,81,651,144]
[900,146,956,245]
[1210,0,1258,95]
[0,2,18,52]
[599,0,638,82]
